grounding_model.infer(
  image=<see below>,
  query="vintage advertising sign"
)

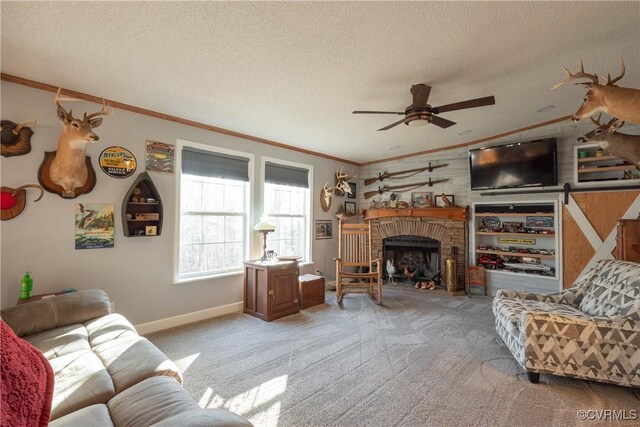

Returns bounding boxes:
[498,237,536,245]
[75,203,115,250]
[99,146,137,178]
[145,140,175,174]
[526,216,554,228]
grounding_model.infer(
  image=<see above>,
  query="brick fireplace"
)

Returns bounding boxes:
[364,208,468,292]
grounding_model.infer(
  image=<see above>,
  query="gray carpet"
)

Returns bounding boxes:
[147,288,639,427]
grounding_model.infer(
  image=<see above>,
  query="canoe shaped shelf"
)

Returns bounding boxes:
[122,172,163,237]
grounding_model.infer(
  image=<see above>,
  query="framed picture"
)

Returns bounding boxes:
[434,194,455,207]
[145,225,157,236]
[315,220,333,239]
[75,204,115,250]
[145,140,175,174]
[411,192,432,207]
[347,182,356,199]
[345,201,356,215]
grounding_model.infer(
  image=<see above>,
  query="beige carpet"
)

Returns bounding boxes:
[147,288,639,427]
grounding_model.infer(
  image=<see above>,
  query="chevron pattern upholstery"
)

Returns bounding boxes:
[493,259,640,387]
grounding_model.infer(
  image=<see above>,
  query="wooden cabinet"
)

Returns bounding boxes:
[122,172,163,237]
[616,219,640,263]
[575,143,639,184]
[243,260,300,322]
[472,202,559,279]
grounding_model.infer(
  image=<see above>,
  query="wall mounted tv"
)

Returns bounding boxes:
[469,138,558,190]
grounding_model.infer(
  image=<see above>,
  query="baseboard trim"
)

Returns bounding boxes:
[135,301,243,335]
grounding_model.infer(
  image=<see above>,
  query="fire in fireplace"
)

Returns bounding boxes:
[383,235,441,284]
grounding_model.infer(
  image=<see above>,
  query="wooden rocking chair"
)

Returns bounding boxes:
[334,220,382,304]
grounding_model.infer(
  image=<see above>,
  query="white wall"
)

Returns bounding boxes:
[0,81,356,323]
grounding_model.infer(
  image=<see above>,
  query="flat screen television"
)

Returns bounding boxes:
[469,138,558,190]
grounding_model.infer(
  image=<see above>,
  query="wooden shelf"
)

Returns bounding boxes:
[578,165,635,174]
[475,249,555,260]
[475,231,554,237]
[363,207,467,222]
[122,172,163,237]
[475,213,553,217]
[577,155,617,163]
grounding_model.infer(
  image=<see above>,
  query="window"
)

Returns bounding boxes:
[177,144,251,280]
[263,161,310,261]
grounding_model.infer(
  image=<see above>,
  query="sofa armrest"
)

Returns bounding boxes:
[521,311,639,343]
[1,289,111,337]
[495,289,565,304]
[151,409,253,426]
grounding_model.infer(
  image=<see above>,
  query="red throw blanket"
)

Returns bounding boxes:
[1,319,54,427]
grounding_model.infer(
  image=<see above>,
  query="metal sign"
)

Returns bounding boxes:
[99,146,137,178]
[498,237,536,245]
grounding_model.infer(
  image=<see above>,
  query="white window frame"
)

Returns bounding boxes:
[174,140,254,283]
[262,157,313,263]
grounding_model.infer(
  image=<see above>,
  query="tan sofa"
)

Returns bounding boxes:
[1,289,251,426]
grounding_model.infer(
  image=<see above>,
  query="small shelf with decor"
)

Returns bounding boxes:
[122,172,163,237]
[472,202,559,280]
[574,143,640,185]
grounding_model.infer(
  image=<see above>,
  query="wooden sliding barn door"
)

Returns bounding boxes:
[562,190,640,288]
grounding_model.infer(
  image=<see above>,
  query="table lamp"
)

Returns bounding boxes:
[254,218,276,262]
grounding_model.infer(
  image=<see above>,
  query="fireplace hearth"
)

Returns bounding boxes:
[384,235,440,284]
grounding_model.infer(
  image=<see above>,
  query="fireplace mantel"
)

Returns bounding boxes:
[363,207,468,222]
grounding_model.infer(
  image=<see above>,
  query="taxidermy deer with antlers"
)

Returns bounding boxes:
[552,59,640,124]
[578,115,640,170]
[50,89,112,197]
[320,168,356,212]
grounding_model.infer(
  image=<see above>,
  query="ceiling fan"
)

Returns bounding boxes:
[353,84,495,131]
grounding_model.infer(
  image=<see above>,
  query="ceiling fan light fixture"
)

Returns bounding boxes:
[408,118,429,127]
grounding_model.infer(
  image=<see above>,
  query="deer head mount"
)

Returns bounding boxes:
[1,118,37,157]
[552,59,640,124]
[320,168,357,212]
[578,115,640,170]
[39,88,113,198]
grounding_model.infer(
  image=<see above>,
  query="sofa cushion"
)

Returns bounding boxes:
[84,313,139,347]
[25,324,90,359]
[578,260,640,317]
[108,377,200,426]
[48,350,116,420]
[92,335,182,393]
[49,404,114,427]
[494,297,589,338]
[1,289,111,338]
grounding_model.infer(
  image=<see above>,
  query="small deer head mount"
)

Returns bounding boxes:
[578,115,640,170]
[42,88,113,198]
[1,184,44,221]
[552,58,640,124]
[1,118,37,157]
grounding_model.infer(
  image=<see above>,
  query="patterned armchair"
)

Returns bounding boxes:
[493,259,640,387]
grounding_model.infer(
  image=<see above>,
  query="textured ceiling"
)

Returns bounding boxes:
[1,1,639,164]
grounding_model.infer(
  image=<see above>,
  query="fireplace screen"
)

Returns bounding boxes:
[383,235,440,284]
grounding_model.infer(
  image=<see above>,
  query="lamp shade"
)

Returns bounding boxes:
[254,218,276,232]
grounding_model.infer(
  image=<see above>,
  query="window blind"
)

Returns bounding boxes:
[182,147,249,182]
[265,162,309,188]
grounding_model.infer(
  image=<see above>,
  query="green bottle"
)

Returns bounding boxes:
[20,272,32,300]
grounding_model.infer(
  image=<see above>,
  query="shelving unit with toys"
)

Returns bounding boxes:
[472,201,559,280]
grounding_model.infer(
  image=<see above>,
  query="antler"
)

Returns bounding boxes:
[604,58,625,86]
[13,184,44,202]
[323,182,336,194]
[84,98,113,121]
[551,59,599,89]
[590,114,618,129]
[12,117,37,135]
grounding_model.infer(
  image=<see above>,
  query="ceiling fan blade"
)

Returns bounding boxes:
[432,96,495,114]
[429,115,456,129]
[410,84,431,107]
[378,118,406,131]
[353,110,404,115]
